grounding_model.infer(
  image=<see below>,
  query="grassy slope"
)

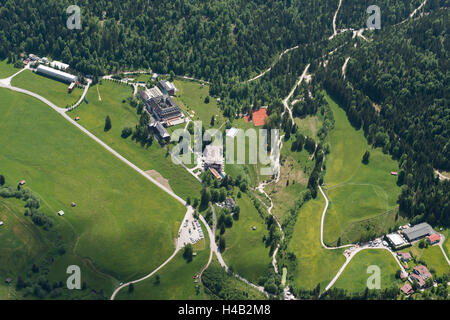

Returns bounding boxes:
[0,88,186,295]
[70,80,201,200]
[0,59,19,78]
[266,136,314,222]
[409,243,450,278]
[173,79,224,129]
[117,223,210,300]
[288,197,345,290]
[219,194,271,283]
[0,197,51,299]
[323,93,401,245]
[334,250,402,292]
[11,69,82,107]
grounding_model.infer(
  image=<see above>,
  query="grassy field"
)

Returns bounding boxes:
[0,59,19,78]
[70,80,201,200]
[294,115,322,140]
[322,93,401,245]
[0,88,187,297]
[266,136,315,222]
[409,243,450,278]
[334,249,402,292]
[0,197,51,299]
[11,69,82,107]
[287,197,346,290]
[219,193,271,284]
[117,222,210,300]
[173,79,224,129]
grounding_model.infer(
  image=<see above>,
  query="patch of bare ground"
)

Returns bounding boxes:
[145,170,174,193]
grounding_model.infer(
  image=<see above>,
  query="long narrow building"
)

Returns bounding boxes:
[36,64,78,83]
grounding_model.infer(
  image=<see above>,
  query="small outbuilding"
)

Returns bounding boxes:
[427,233,440,245]
[58,210,65,216]
[0,221,4,226]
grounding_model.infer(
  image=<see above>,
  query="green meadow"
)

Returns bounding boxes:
[173,79,224,129]
[334,249,402,292]
[0,59,19,78]
[11,69,82,107]
[0,197,51,299]
[322,93,401,245]
[266,135,315,222]
[0,88,186,297]
[287,197,345,290]
[409,243,450,278]
[219,193,271,284]
[70,80,201,200]
[117,224,210,300]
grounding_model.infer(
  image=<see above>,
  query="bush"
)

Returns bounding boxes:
[121,127,133,138]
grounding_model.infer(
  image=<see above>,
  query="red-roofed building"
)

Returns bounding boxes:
[390,171,398,176]
[398,251,411,262]
[252,108,268,127]
[401,283,414,295]
[427,233,440,245]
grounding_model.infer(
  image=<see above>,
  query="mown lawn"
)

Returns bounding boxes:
[0,59,19,78]
[287,197,345,291]
[11,69,82,107]
[322,93,401,245]
[219,193,271,284]
[70,80,202,200]
[117,224,210,300]
[334,249,402,292]
[409,243,450,278]
[173,79,224,129]
[0,88,186,296]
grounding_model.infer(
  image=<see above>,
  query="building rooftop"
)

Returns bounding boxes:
[204,145,224,165]
[427,233,440,243]
[387,233,406,247]
[403,222,434,241]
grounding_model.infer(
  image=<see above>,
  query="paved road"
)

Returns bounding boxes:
[68,79,92,111]
[319,186,354,250]
[437,234,450,266]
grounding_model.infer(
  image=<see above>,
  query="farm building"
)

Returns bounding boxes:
[68,82,76,93]
[402,222,434,242]
[397,251,411,262]
[427,233,440,245]
[0,221,4,226]
[36,65,78,84]
[158,80,177,96]
[401,283,414,295]
[386,233,407,248]
[411,265,432,288]
[58,210,65,216]
[203,145,224,172]
[50,60,70,71]
[208,167,222,180]
[150,121,170,143]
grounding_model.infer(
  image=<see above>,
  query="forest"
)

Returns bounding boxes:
[320,7,449,227]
